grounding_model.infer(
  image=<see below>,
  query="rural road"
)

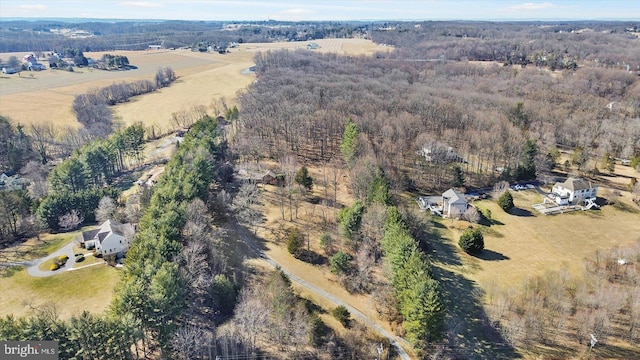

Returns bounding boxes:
[232,222,412,360]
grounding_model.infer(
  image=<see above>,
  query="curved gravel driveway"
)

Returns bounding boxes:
[233,222,412,360]
[26,241,77,277]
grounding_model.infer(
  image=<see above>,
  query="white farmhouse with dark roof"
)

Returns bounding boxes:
[79,220,134,256]
[552,177,598,205]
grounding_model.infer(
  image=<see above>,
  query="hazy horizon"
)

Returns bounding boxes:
[1,1,639,22]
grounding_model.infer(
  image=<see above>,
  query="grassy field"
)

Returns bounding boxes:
[456,190,640,289]
[0,264,119,320]
[0,39,389,134]
[0,232,76,263]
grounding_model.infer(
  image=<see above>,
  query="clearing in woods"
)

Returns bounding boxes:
[249,160,640,358]
[0,39,390,134]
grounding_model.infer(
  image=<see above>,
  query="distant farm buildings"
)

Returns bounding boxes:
[23,53,46,71]
[1,67,20,74]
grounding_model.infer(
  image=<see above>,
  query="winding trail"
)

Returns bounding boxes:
[233,222,412,360]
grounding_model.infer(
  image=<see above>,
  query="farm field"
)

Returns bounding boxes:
[0,39,389,134]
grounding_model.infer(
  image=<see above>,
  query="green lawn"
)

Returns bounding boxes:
[0,264,119,320]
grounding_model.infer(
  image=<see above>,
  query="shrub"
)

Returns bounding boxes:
[459,228,484,254]
[498,191,514,212]
[286,227,305,257]
[294,166,313,191]
[329,251,351,274]
[50,263,60,271]
[480,208,492,222]
[75,255,85,263]
[332,305,351,327]
[337,200,364,238]
[319,233,333,254]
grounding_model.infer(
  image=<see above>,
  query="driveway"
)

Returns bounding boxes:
[232,222,412,360]
[25,241,78,277]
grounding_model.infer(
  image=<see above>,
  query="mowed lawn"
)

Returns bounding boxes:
[0,265,119,320]
[0,230,119,320]
[443,190,640,290]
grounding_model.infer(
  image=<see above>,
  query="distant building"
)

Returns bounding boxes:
[23,54,37,63]
[27,62,46,71]
[417,141,464,163]
[1,67,20,74]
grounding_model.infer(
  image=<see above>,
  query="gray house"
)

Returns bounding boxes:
[442,189,468,218]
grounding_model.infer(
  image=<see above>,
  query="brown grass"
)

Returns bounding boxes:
[443,189,640,290]
[0,39,388,134]
[243,161,409,342]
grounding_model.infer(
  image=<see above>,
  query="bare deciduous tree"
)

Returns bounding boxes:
[95,196,116,223]
[492,181,510,198]
[463,206,481,224]
[58,209,84,231]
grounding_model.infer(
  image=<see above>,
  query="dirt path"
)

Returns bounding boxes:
[232,221,411,360]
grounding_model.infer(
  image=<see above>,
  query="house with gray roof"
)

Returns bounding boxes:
[552,177,598,205]
[442,188,468,218]
[79,220,134,256]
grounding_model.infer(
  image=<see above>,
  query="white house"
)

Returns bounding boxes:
[442,189,468,217]
[80,220,134,256]
[552,177,598,205]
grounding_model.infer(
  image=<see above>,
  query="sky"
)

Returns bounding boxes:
[0,1,639,21]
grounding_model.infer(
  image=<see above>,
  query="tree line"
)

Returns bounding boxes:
[0,19,368,52]
[370,21,640,72]
[72,67,175,138]
[35,124,145,231]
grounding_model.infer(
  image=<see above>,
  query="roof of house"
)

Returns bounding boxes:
[82,229,100,242]
[263,170,278,178]
[555,177,596,191]
[442,189,467,204]
[82,220,133,244]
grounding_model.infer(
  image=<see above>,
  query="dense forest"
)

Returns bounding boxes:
[238,37,639,192]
